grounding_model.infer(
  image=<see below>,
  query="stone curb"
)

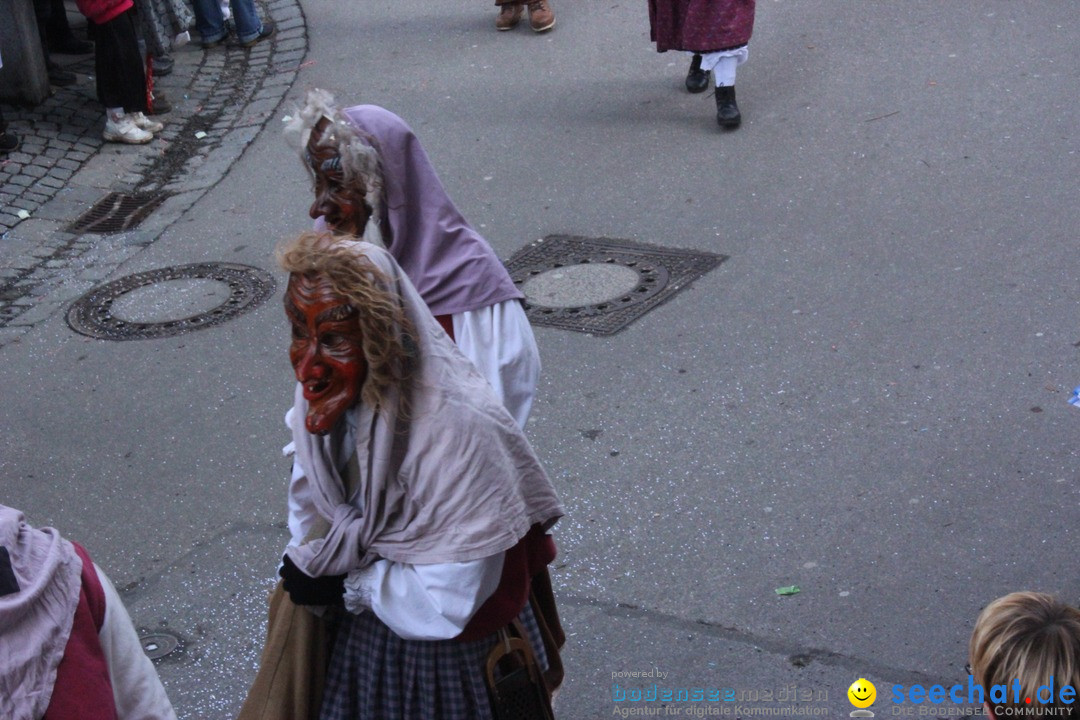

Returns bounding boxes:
[0,0,306,347]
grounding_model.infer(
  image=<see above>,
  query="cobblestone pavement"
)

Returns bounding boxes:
[0,0,306,347]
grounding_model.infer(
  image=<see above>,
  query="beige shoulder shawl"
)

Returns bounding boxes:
[286,242,562,578]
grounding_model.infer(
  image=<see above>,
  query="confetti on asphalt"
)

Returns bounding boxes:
[775,585,801,596]
[1069,386,1080,408]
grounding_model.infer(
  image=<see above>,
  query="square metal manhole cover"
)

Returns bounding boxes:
[505,235,727,336]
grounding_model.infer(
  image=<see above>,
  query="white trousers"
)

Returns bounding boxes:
[691,46,749,87]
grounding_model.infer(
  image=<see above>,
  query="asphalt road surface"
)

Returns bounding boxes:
[1,1,1077,718]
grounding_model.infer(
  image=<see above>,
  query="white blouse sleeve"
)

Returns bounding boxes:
[343,553,505,641]
[284,406,319,549]
[451,299,540,430]
[95,565,179,720]
[286,454,320,549]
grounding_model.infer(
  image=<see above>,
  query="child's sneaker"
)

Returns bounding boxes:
[130,112,164,134]
[103,116,153,144]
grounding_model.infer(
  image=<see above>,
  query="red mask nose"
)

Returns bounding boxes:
[295,346,328,381]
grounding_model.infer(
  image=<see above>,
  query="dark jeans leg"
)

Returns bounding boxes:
[189,0,226,43]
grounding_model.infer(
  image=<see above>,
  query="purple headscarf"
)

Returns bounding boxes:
[336,105,523,317]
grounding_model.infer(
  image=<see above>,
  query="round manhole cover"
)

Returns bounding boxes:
[109,278,235,323]
[512,257,669,318]
[521,263,640,308]
[140,631,181,660]
[66,263,276,340]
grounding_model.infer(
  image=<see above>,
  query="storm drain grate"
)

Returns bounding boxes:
[66,262,276,341]
[505,235,727,335]
[67,191,171,234]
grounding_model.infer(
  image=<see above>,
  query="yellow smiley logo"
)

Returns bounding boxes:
[848,678,876,708]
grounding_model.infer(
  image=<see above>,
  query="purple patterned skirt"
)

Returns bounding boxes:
[648,0,756,53]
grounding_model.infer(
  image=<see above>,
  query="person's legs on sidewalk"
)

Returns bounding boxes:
[93,9,158,143]
[33,0,78,85]
[47,0,94,54]
[526,0,554,32]
[700,47,748,129]
[685,53,709,93]
[190,0,228,46]
[93,10,147,112]
[228,0,273,46]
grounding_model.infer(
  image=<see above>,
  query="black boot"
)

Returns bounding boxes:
[152,54,174,77]
[685,53,709,93]
[46,59,77,87]
[0,131,21,154]
[714,85,741,129]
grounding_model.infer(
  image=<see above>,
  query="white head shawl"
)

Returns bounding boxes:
[284,240,563,577]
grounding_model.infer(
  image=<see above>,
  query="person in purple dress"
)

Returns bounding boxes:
[287,90,541,430]
[649,0,756,129]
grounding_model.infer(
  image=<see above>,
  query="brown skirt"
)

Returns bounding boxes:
[237,582,335,720]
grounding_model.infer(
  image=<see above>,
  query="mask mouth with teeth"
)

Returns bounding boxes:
[285,271,367,436]
[278,230,415,437]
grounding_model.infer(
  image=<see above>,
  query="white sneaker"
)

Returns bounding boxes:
[130,112,164,133]
[103,116,153,144]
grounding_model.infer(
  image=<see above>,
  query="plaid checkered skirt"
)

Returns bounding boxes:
[319,603,548,720]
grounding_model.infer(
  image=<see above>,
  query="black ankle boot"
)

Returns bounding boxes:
[714,85,741,129]
[46,60,77,87]
[685,54,709,94]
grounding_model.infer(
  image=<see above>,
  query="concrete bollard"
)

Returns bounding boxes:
[0,0,51,106]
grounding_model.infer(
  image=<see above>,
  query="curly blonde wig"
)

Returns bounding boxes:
[277,231,415,411]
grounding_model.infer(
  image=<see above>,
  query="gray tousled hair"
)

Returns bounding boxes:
[285,89,385,245]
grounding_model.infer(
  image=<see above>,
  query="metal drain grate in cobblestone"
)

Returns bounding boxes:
[66,262,276,340]
[67,191,172,234]
[505,235,727,335]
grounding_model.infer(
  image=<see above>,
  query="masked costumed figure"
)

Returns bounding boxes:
[240,232,564,720]
[649,0,756,128]
[288,91,541,430]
